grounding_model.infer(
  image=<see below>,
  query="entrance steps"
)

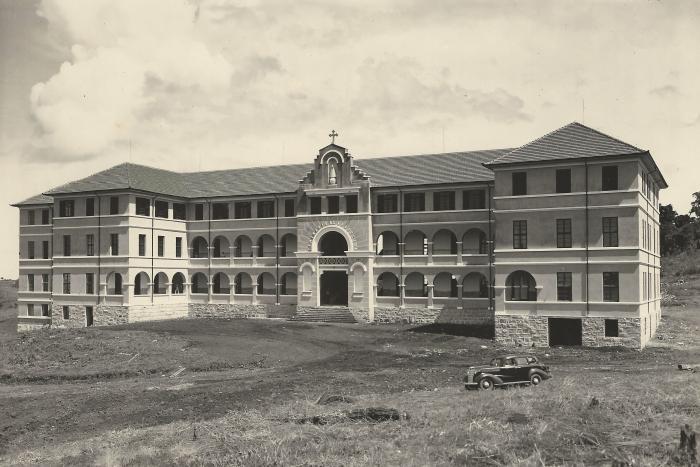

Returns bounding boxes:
[290,306,357,323]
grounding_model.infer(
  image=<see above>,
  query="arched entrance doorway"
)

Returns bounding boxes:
[318,231,349,306]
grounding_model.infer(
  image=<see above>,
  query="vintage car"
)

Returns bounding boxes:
[464,355,551,390]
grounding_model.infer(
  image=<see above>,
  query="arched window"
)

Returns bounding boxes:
[376,232,399,255]
[404,230,427,255]
[463,272,489,298]
[212,273,230,294]
[377,272,399,297]
[433,230,457,255]
[212,236,230,258]
[463,229,488,255]
[505,271,537,301]
[171,273,185,294]
[281,272,297,295]
[257,235,275,257]
[319,231,348,256]
[153,272,168,294]
[433,272,458,297]
[191,273,208,294]
[257,273,275,295]
[281,234,297,257]
[405,272,427,297]
[234,235,252,257]
[191,237,208,258]
[234,273,253,294]
[107,272,123,295]
[134,272,150,296]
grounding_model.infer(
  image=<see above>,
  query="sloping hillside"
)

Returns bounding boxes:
[0,280,17,340]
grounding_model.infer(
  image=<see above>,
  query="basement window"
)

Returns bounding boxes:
[605,319,619,337]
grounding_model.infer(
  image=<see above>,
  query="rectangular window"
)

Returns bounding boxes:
[463,190,485,209]
[643,271,647,300]
[235,202,252,219]
[557,272,572,301]
[28,241,35,259]
[86,273,94,294]
[27,210,35,225]
[433,191,455,211]
[404,192,425,212]
[158,236,164,257]
[212,202,230,219]
[175,237,182,258]
[41,208,50,224]
[155,200,169,218]
[59,200,74,217]
[42,274,49,292]
[63,273,71,294]
[63,305,69,319]
[556,219,572,248]
[512,172,527,196]
[605,319,619,337]
[42,241,49,259]
[135,197,150,216]
[27,304,34,316]
[85,198,95,216]
[602,165,618,191]
[27,274,34,292]
[41,304,49,317]
[377,194,398,213]
[327,196,339,214]
[195,203,204,220]
[110,233,119,256]
[86,306,93,327]
[310,197,321,215]
[513,220,527,249]
[284,199,295,217]
[110,196,119,215]
[173,203,186,220]
[86,234,95,256]
[139,234,146,256]
[63,235,71,257]
[556,169,571,193]
[602,217,619,247]
[345,195,358,213]
[603,272,619,302]
[257,200,275,218]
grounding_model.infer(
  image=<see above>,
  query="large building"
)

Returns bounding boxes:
[13,122,667,348]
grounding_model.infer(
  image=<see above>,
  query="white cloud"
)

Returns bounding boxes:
[29,0,233,160]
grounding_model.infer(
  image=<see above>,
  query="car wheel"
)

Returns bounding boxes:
[479,378,494,390]
[530,374,542,386]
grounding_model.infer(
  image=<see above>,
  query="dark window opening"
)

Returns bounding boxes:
[319,231,348,256]
[512,172,527,196]
[212,202,229,220]
[548,318,582,346]
[195,203,204,220]
[157,236,164,257]
[110,233,119,256]
[63,235,71,257]
[284,199,295,217]
[27,241,35,259]
[41,209,50,224]
[155,200,169,218]
[433,191,455,211]
[556,218,572,248]
[41,304,49,317]
[404,192,425,212]
[63,273,71,294]
[327,196,339,214]
[86,273,94,294]
[257,200,275,218]
[345,195,358,213]
[59,200,75,217]
[463,190,486,209]
[377,194,398,213]
[86,234,95,256]
[86,198,95,216]
[605,319,619,337]
[557,272,572,301]
[85,306,93,327]
[27,211,35,225]
[135,198,150,216]
[109,196,119,215]
[63,306,70,320]
[556,169,571,193]
[506,270,536,301]
[138,234,146,256]
[175,237,182,258]
[173,203,186,220]
[310,197,321,215]
[602,165,618,191]
[235,202,251,219]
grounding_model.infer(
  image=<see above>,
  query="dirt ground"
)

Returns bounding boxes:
[0,276,698,465]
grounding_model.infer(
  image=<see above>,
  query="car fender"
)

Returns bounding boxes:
[475,373,504,385]
[528,368,547,379]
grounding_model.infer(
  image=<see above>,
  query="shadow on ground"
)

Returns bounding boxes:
[406,323,494,339]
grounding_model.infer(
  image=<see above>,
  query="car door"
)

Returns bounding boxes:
[514,357,530,381]
[500,358,518,382]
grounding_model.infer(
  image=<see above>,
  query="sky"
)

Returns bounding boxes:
[0,0,698,278]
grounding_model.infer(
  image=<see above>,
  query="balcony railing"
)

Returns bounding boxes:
[319,256,348,265]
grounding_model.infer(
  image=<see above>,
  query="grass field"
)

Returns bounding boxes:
[0,271,699,465]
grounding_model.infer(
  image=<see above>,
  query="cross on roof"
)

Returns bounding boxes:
[329,130,338,144]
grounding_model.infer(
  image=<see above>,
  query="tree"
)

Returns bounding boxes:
[691,191,700,218]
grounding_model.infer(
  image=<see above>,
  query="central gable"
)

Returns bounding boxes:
[301,143,369,190]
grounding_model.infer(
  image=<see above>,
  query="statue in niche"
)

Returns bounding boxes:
[328,161,338,185]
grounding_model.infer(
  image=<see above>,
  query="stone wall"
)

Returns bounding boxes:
[188,303,296,320]
[495,315,549,347]
[374,307,493,325]
[50,304,128,328]
[496,315,643,349]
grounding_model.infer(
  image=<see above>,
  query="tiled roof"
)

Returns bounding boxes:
[33,148,511,200]
[12,193,54,206]
[485,122,644,166]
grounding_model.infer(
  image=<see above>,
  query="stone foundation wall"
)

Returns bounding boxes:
[495,315,549,347]
[49,304,128,329]
[496,315,644,349]
[350,308,370,323]
[188,303,296,320]
[374,307,492,325]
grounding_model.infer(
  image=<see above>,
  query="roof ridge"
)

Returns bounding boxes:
[488,122,578,165]
[569,121,644,153]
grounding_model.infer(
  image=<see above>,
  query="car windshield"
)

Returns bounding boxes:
[490,358,503,367]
